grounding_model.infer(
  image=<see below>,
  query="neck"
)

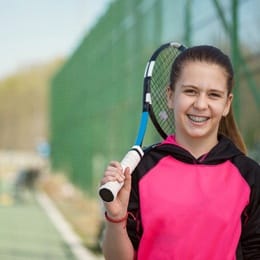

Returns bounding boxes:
[175,134,218,159]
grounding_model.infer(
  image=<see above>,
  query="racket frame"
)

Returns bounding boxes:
[99,41,186,202]
[143,42,186,139]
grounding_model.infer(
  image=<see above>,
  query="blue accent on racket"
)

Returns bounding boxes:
[134,111,149,146]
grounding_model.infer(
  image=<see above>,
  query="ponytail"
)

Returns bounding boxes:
[219,106,247,154]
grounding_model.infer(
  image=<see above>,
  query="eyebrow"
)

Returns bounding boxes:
[181,84,226,95]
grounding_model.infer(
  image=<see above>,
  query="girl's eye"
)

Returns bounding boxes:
[184,89,197,95]
[209,92,222,98]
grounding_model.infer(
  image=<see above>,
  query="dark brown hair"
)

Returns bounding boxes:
[170,45,247,154]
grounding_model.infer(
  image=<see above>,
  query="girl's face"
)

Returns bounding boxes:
[167,61,233,144]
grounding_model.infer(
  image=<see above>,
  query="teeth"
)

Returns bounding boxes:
[188,115,208,123]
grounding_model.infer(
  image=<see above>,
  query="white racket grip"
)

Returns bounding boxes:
[99,145,144,202]
[120,145,144,173]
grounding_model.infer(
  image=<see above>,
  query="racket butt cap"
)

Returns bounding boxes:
[99,188,114,202]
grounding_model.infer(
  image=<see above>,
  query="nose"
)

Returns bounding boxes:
[193,94,208,110]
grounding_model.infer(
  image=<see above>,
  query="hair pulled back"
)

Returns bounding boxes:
[170,45,247,154]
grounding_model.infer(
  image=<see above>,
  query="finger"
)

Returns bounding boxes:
[104,167,125,179]
[101,166,126,185]
[106,166,123,175]
[123,167,131,191]
[100,174,125,185]
[109,161,123,170]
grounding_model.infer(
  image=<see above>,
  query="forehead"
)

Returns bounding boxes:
[180,60,226,74]
[178,61,228,89]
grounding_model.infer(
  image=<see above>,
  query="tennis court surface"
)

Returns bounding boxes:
[0,151,103,260]
[0,194,78,260]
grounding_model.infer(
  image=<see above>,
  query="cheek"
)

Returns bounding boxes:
[173,95,190,111]
[172,99,187,120]
[211,102,229,118]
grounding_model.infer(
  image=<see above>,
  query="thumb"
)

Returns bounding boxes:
[123,167,132,191]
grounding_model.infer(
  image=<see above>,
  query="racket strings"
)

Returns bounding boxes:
[150,47,181,136]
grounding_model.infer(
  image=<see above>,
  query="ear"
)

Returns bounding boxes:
[167,86,174,109]
[222,93,233,117]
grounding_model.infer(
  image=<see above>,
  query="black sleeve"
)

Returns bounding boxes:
[126,167,143,250]
[237,157,260,259]
[126,144,159,250]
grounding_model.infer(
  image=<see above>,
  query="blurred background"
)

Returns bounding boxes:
[0,0,259,259]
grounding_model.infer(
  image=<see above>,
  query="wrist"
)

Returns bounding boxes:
[105,211,128,223]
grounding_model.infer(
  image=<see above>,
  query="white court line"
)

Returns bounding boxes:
[36,192,102,260]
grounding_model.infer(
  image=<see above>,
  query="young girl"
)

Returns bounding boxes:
[100,45,260,259]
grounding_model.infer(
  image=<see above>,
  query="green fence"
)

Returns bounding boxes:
[50,0,260,195]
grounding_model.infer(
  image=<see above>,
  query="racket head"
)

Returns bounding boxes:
[144,42,186,139]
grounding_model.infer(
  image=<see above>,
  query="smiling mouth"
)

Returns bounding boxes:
[188,115,209,123]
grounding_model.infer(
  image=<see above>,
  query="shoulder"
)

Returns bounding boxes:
[132,141,174,181]
[231,154,260,185]
[233,153,260,168]
[135,143,165,176]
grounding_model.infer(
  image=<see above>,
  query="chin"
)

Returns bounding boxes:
[185,129,212,139]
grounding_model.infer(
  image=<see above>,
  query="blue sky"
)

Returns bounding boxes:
[0,0,112,79]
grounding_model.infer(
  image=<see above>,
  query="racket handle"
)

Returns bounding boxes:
[99,145,144,202]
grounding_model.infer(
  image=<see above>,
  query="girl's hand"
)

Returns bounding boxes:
[100,161,131,219]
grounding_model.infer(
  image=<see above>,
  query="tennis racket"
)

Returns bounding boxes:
[99,41,186,202]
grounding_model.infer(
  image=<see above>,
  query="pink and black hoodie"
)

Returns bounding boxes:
[126,135,260,259]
